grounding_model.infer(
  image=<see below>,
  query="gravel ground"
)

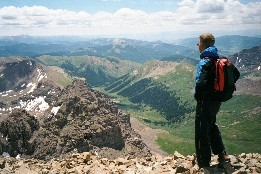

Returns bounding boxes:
[130,116,169,157]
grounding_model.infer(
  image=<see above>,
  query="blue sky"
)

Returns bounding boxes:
[0,0,260,40]
[0,0,180,13]
[0,0,260,13]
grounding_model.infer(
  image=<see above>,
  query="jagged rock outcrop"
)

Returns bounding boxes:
[0,60,150,160]
[0,79,151,161]
[0,110,39,157]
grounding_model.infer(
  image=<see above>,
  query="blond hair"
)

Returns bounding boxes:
[199,33,215,49]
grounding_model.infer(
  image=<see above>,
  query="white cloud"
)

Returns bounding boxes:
[175,0,261,28]
[178,0,194,7]
[0,0,260,38]
[195,0,226,13]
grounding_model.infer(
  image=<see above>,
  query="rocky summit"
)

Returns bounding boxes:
[0,151,261,173]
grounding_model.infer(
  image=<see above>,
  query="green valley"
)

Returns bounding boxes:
[99,60,261,156]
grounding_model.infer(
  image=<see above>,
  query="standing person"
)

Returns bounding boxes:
[194,33,231,169]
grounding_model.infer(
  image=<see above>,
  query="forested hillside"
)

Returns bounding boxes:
[104,61,195,122]
[37,55,140,87]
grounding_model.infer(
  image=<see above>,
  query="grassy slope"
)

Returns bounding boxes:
[218,95,261,154]
[155,64,195,110]
[43,65,73,88]
[156,95,261,155]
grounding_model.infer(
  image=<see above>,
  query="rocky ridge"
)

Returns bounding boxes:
[0,59,151,164]
[0,151,261,173]
[0,79,151,161]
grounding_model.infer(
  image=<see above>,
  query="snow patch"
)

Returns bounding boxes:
[51,106,61,115]
[1,90,13,96]
[20,96,50,112]
[16,154,21,159]
[27,82,37,93]
[48,89,56,94]
[37,68,46,82]
[27,61,32,66]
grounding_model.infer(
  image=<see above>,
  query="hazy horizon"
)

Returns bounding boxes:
[0,0,260,41]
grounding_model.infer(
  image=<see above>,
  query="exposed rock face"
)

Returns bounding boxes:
[0,79,151,160]
[0,60,39,92]
[228,46,261,72]
[0,110,39,157]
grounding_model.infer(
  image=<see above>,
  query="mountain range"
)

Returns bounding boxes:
[1,35,260,63]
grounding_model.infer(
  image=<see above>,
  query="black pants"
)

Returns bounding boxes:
[195,99,225,168]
